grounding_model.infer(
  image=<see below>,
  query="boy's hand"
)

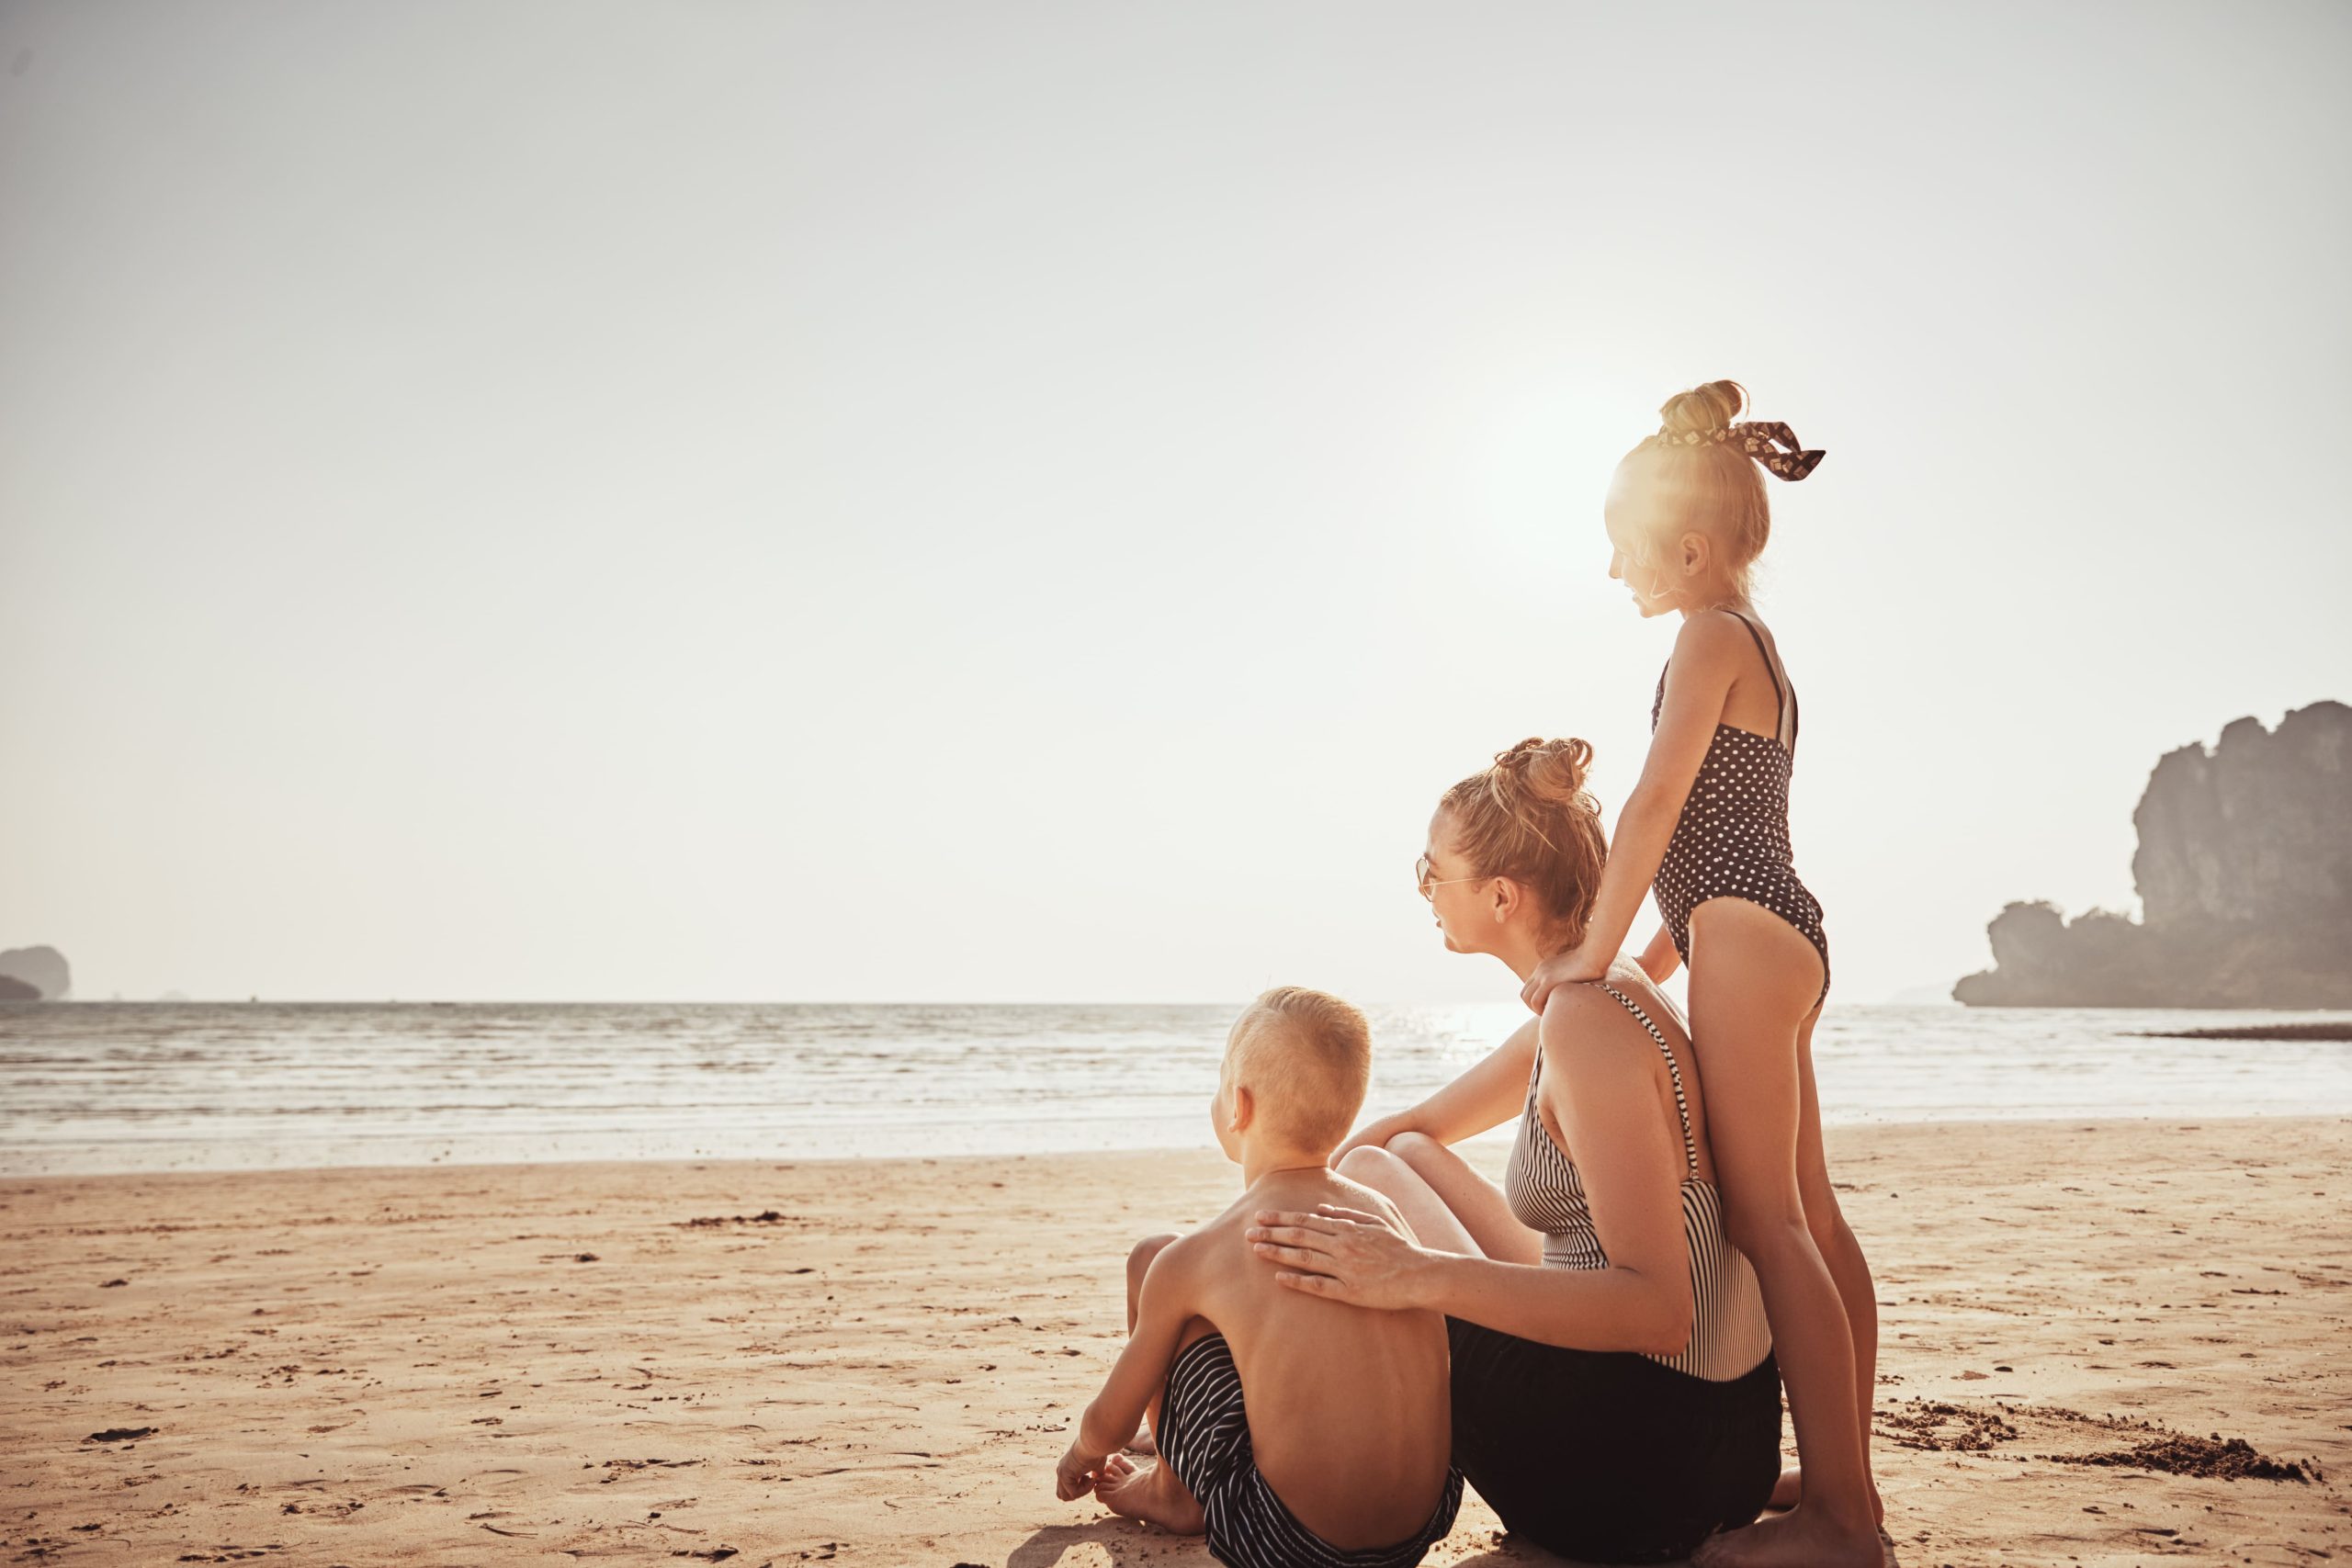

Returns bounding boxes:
[1520,942,1608,1013]
[1057,1439,1109,1502]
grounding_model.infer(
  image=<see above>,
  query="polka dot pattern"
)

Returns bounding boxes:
[1651,649,1831,1007]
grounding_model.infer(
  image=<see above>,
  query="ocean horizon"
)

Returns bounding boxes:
[5,999,2350,1177]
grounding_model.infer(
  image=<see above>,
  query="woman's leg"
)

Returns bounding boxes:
[1382,1132,1545,1266]
[1333,1145,1486,1258]
[1683,899,1879,1568]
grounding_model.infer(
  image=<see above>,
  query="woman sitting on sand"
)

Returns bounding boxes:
[1244,738,1781,1563]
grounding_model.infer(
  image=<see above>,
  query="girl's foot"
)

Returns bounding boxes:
[1690,1505,1884,1568]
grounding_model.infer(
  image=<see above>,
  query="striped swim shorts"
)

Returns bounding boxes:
[1155,1331,1463,1568]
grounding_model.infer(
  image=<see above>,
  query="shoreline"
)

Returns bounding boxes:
[6,1118,2348,1565]
[10,1107,2352,1183]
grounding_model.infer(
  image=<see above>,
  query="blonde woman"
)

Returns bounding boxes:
[1248,739,1780,1563]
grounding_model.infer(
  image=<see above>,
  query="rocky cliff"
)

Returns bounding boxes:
[0,945,71,1000]
[1956,701,2352,1007]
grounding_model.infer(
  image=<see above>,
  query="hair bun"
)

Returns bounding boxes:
[1491,736,1595,803]
[1657,379,1747,436]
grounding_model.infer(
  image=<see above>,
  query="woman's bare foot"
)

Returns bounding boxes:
[1762,1465,1886,1527]
[1690,1504,1884,1568]
[1093,1454,1204,1535]
[1125,1425,1158,1457]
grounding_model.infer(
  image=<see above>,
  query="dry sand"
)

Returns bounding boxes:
[4,1118,2347,1567]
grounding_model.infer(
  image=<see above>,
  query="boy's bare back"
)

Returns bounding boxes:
[1152,1166,1453,1550]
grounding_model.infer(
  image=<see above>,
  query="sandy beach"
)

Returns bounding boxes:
[4,1117,2346,1567]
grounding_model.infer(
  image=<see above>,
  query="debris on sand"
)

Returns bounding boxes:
[680,1210,790,1227]
[85,1427,156,1443]
[1877,1400,2019,1451]
[2050,1433,2310,1481]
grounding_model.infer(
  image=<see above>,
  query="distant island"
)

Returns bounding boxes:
[0,945,71,1001]
[1956,701,2352,1008]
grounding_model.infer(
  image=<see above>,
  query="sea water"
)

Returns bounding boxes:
[2,1001,2348,1175]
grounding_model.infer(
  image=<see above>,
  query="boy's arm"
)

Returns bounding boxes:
[1056,1240,1199,1501]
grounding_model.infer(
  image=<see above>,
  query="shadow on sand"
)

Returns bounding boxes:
[1003,1520,1596,1567]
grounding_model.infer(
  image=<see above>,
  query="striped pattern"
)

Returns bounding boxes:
[1158,1332,1464,1568]
[1501,985,1772,1382]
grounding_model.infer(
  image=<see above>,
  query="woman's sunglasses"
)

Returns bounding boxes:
[1415,853,1493,902]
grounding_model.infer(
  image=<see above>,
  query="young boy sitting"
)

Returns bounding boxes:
[1054,987,1462,1567]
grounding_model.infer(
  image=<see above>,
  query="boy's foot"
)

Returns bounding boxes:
[1690,1506,1883,1568]
[1093,1455,1204,1535]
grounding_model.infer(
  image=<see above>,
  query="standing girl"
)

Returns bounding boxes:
[1521,380,1883,1567]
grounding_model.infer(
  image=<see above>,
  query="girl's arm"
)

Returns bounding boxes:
[1257,1002,1696,1355]
[1518,612,1747,1010]
[1331,1018,1539,1160]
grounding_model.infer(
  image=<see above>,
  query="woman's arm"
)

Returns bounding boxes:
[1518,612,1745,1007]
[1257,1002,1695,1356]
[1637,924,1680,984]
[1333,1017,1539,1160]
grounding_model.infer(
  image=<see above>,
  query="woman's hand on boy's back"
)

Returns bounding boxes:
[1249,1205,1433,1311]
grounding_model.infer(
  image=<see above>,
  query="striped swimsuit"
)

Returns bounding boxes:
[1651,610,1830,1007]
[1442,982,1781,1562]
[1502,984,1771,1380]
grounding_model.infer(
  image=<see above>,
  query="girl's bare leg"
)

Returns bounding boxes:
[1796,1006,1883,1521]
[1683,899,1878,1568]
[1762,1009,1885,1521]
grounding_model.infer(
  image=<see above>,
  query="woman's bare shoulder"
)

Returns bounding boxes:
[1536,982,1664,1078]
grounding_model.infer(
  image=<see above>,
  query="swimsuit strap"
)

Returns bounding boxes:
[1597,984,1700,1176]
[1722,610,1795,749]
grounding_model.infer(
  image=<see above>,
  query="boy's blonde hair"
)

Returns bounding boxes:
[1225,987,1373,1156]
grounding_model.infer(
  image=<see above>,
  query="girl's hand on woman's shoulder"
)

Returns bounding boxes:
[1520,942,1610,1012]
[1248,1204,1432,1312]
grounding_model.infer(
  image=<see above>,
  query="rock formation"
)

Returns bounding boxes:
[1956,701,2352,1007]
[0,945,71,1000]
[0,973,39,1001]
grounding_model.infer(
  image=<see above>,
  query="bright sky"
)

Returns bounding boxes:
[3,2,2346,1005]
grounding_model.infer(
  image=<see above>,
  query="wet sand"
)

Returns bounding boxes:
[4,1118,2346,1566]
